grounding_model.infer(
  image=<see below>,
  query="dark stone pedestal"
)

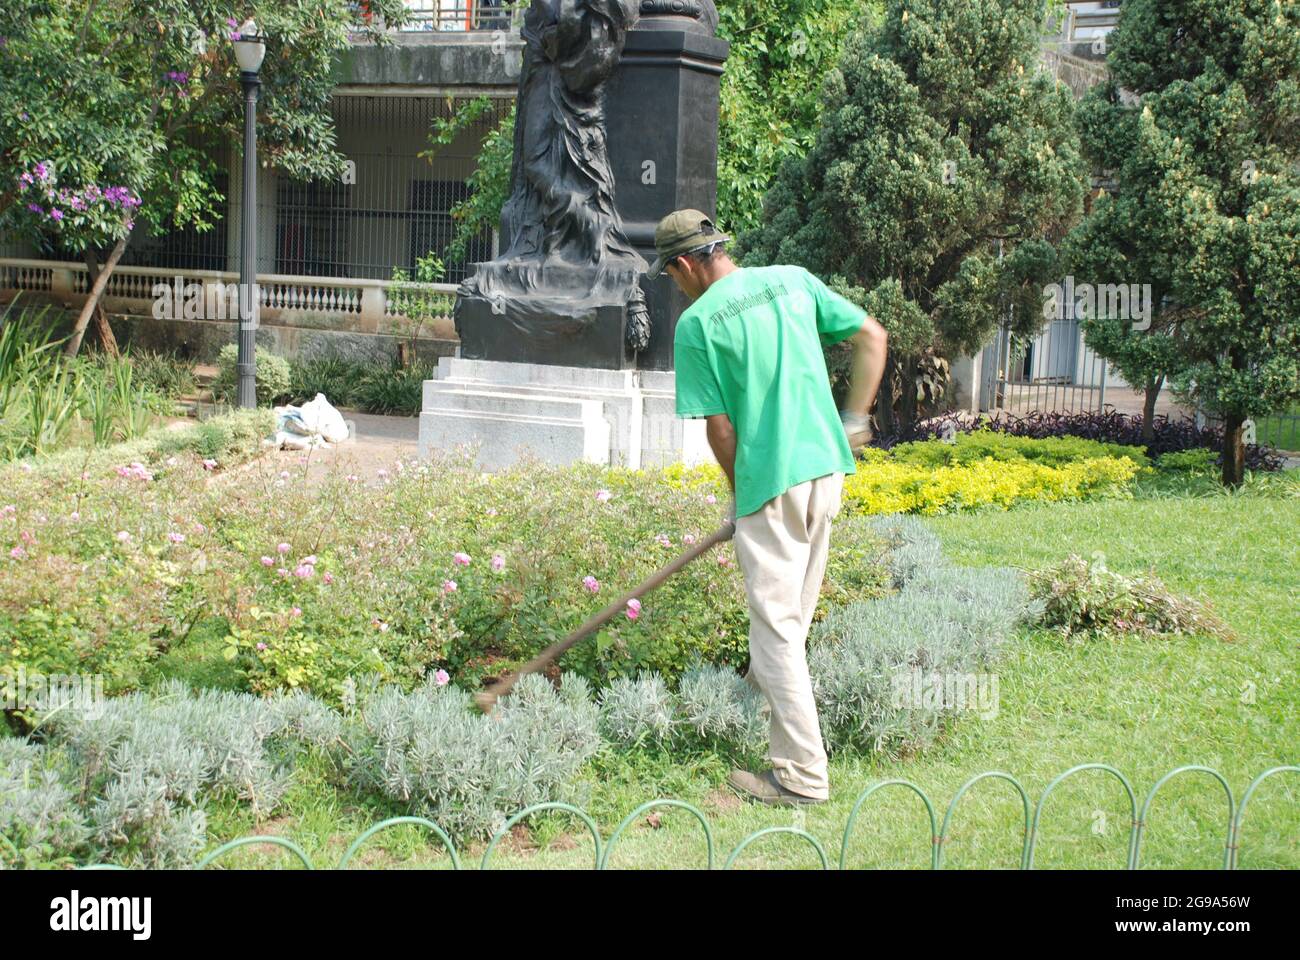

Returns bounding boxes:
[456,297,635,369]
[605,16,730,371]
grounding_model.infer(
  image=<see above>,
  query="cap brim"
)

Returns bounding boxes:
[648,233,731,277]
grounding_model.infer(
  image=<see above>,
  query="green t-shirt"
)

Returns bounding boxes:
[673,264,866,517]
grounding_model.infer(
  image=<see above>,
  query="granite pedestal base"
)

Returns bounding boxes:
[417,357,712,470]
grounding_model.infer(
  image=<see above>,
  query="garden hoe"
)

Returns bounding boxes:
[475,518,737,713]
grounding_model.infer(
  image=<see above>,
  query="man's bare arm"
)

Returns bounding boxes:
[705,413,737,493]
[843,314,888,420]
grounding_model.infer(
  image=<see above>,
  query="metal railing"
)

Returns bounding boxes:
[0,257,459,339]
[400,1,522,32]
[66,763,1300,870]
[982,315,1110,416]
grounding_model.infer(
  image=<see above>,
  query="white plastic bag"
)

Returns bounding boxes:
[298,393,350,444]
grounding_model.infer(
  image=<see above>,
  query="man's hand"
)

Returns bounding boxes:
[840,410,873,455]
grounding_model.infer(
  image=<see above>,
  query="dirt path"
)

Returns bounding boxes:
[262,410,419,485]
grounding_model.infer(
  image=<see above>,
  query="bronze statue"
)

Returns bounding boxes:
[456,0,651,353]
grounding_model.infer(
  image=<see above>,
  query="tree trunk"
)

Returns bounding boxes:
[64,234,128,358]
[1221,411,1246,487]
[875,357,898,438]
[1141,375,1163,445]
[83,249,120,358]
[896,356,919,434]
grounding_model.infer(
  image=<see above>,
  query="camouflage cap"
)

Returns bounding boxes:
[648,209,732,276]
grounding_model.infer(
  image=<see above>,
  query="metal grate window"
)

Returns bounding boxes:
[263,94,510,283]
[124,172,231,272]
[274,178,353,277]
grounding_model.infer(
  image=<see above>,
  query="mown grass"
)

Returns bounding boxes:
[201,488,1299,870]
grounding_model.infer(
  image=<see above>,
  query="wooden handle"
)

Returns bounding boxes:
[475,518,736,713]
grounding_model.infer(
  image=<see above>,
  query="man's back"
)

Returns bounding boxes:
[673,263,866,517]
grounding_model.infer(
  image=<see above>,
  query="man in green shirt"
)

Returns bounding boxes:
[651,208,888,805]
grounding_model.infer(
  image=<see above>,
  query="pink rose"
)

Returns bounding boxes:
[453,552,471,566]
[9,546,26,560]
[277,542,290,554]
[323,572,334,585]
[491,554,506,572]
[625,598,642,620]
[595,489,612,502]
[582,575,600,593]
[442,579,457,594]
[434,669,450,686]
[256,642,268,652]
[261,556,274,567]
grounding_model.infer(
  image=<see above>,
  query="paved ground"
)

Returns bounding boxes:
[262,409,419,484]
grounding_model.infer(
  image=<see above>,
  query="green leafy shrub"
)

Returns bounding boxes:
[1,410,272,700]
[353,359,435,416]
[1156,448,1218,476]
[889,430,1149,469]
[125,350,197,399]
[3,446,887,702]
[288,354,367,407]
[211,344,291,407]
[1028,555,1235,642]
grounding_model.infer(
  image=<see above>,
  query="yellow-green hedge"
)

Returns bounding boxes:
[842,449,1140,516]
[647,445,1141,517]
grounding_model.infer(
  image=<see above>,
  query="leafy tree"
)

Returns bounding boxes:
[737,0,1085,432]
[715,0,881,235]
[0,1,409,358]
[422,95,516,267]
[1069,0,1300,484]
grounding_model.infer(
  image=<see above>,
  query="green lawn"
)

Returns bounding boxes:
[202,492,1299,870]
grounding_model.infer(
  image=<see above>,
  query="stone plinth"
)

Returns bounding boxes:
[418,356,712,470]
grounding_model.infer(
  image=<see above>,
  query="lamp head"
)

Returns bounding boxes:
[232,19,266,74]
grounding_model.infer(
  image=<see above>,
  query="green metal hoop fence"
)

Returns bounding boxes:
[54,763,1296,871]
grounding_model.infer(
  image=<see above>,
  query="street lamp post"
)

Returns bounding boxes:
[232,20,266,409]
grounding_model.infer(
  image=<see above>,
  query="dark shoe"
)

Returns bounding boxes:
[727,769,824,807]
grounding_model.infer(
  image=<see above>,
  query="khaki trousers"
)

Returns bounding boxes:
[733,472,843,800]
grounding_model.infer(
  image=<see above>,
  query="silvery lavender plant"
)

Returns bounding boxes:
[597,674,677,747]
[347,673,601,841]
[0,739,90,868]
[676,664,767,758]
